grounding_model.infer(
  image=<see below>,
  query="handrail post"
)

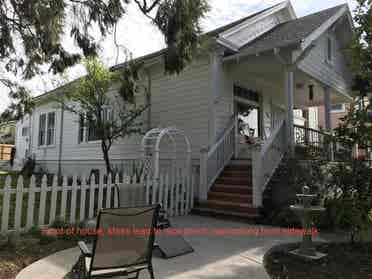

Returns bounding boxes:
[199,147,209,201]
[251,145,262,207]
[234,116,239,158]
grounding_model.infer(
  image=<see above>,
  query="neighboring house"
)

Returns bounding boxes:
[15,1,354,215]
[0,120,16,145]
[318,103,349,130]
[14,115,31,167]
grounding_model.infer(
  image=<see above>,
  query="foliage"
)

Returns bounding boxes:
[61,57,146,174]
[261,157,327,227]
[0,86,34,121]
[334,103,372,152]
[348,0,372,96]
[323,160,372,243]
[20,157,36,178]
[1,0,209,122]
[154,0,210,73]
[0,0,209,85]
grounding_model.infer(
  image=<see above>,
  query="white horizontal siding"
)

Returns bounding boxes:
[298,32,352,95]
[29,57,212,173]
[150,57,211,158]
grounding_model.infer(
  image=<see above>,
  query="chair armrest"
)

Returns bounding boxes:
[78,241,93,257]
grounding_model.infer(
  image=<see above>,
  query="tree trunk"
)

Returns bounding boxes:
[101,140,112,175]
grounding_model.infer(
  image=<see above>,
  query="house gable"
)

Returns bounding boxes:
[217,1,296,51]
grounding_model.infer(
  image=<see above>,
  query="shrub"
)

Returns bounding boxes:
[323,160,372,243]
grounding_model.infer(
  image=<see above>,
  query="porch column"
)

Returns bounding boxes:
[324,86,335,161]
[284,68,295,154]
[323,86,332,132]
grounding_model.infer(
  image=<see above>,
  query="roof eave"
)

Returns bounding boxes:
[300,4,349,52]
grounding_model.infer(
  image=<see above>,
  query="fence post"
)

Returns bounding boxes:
[97,174,104,211]
[199,148,208,201]
[26,175,36,230]
[88,175,96,218]
[38,175,48,226]
[61,176,68,221]
[70,175,78,224]
[164,173,169,214]
[106,173,112,209]
[114,174,119,207]
[1,176,11,233]
[49,175,58,225]
[14,175,24,230]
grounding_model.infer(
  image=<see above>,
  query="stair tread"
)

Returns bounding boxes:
[213,184,252,189]
[199,200,254,207]
[208,192,251,198]
[192,207,258,218]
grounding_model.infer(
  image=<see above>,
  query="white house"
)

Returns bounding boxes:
[15,1,354,216]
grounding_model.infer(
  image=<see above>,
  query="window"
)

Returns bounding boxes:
[21,127,28,137]
[331,104,345,113]
[38,114,46,146]
[326,37,333,63]
[38,112,55,146]
[47,112,55,145]
[78,108,112,143]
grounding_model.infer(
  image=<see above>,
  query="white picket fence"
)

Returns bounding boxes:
[0,169,194,234]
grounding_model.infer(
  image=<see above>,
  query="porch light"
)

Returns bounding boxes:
[308,85,314,101]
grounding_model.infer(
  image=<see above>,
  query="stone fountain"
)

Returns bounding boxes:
[289,185,327,259]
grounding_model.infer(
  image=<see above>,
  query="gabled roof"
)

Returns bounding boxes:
[112,1,288,70]
[206,1,287,37]
[238,4,348,55]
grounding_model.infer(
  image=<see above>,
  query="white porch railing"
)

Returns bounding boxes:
[0,168,194,234]
[251,120,286,207]
[199,116,236,200]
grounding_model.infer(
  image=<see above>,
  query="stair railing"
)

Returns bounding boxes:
[199,115,236,200]
[251,120,286,207]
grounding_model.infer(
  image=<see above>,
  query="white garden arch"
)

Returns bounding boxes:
[141,127,192,183]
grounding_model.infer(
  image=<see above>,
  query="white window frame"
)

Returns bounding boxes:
[330,104,346,113]
[325,35,334,65]
[38,111,56,147]
[78,107,113,144]
[21,127,28,137]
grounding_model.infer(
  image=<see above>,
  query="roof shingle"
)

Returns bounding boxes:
[239,4,347,55]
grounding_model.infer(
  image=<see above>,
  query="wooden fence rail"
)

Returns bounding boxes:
[0,168,194,234]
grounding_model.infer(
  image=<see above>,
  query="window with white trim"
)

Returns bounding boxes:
[331,104,345,113]
[78,107,113,143]
[38,112,56,146]
[21,127,28,137]
[325,36,333,63]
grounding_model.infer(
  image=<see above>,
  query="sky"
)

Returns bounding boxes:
[0,0,357,113]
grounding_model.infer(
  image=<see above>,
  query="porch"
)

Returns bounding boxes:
[197,50,352,215]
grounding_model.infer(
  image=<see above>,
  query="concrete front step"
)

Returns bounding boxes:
[212,184,252,195]
[196,200,258,214]
[208,192,252,203]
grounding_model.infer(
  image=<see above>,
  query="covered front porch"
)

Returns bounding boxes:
[198,48,352,213]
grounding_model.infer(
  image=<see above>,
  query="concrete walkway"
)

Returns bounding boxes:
[16,215,343,279]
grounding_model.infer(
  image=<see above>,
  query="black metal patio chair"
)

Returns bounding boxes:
[76,204,160,279]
